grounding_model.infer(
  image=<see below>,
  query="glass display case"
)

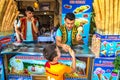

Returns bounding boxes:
[1,43,95,80]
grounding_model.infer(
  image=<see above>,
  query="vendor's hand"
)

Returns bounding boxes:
[20,33,24,40]
[62,44,70,52]
[31,17,35,23]
[76,35,82,41]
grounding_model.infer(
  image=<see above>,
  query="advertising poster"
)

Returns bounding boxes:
[0,56,4,80]
[62,0,93,45]
[91,33,120,57]
[92,33,120,57]
[7,55,89,79]
[100,35,120,57]
[0,34,15,51]
[92,58,118,80]
[8,75,32,80]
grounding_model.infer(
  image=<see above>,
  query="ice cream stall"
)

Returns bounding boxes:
[1,43,95,80]
[0,0,96,80]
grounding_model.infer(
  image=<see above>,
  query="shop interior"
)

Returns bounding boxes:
[16,0,61,35]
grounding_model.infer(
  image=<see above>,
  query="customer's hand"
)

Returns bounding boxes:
[68,46,75,58]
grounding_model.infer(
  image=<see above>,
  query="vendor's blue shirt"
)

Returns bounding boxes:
[56,28,72,46]
[17,20,39,41]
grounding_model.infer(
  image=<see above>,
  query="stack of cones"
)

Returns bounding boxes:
[93,0,120,35]
[0,0,19,36]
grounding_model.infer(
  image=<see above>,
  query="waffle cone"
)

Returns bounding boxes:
[97,74,102,80]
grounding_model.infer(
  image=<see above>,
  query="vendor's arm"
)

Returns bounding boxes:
[56,29,70,52]
[31,17,38,33]
[76,34,82,42]
[56,36,63,47]
[15,20,24,40]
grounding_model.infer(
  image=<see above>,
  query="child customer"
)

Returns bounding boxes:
[43,43,76,80]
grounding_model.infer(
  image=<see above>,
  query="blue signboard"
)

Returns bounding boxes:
[0,56,4,80]
[92,58,118,80]
[62,0,92,14]
[8,75,32,80]
[95,33,120,57]
[0,34,15,49]
[62,0,93,45]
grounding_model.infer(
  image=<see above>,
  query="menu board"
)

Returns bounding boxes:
[100,35,120,57]
[93,33,120,57]
[62,0,92,45]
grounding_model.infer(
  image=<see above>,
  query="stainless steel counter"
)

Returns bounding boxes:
[1,43,95,80]
[1,43,95,58]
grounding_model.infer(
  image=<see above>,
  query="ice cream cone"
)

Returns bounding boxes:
[97,74,102,80]
[77,26,83,35]
[94,68,105,80]
[101,50,106,56]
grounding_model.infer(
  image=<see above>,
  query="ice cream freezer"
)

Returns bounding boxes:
[1,43,95,80]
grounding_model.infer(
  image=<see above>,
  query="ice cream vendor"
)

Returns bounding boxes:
[56,12,83,52]
[15,6,39,43]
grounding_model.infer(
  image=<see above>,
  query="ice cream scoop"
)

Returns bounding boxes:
[77,26,83,35]
[94,67,105,80]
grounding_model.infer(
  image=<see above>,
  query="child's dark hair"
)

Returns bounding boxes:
[26,6,34,12]
[43,43,57,61]
[65,13,75,20]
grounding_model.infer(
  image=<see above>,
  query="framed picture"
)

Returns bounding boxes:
[40,3,50,11]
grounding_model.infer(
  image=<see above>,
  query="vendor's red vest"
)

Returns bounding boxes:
[20,17,37,40]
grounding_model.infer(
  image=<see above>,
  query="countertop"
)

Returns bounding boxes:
[1,43,95,58]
